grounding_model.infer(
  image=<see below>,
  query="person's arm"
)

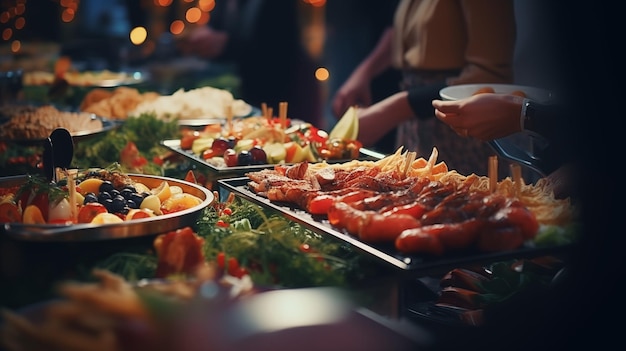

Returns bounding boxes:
[332,27,395,118]
[356,90,414,147]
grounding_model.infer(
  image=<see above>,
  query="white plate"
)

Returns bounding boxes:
[439,84,552,103]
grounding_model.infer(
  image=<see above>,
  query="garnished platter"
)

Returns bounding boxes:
[1,173,214,242]
[218,176,572,276]
[161,138,386,173]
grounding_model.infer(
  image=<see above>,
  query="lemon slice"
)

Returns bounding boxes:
[329,106,358,140]
[23,205,46,224]
[77,178,104,195]
[90,212,124,224]
[151,181,171,203]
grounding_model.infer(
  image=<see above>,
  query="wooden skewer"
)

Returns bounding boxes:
[488,156,498,193]
[226,105,233,136]
[66,169,78,222]
[510,163,523,198]
[261,102,268,120]
[279,101,288,142]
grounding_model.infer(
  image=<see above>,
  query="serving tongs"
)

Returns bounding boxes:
[43,128,74,183]
[488,136,549,178]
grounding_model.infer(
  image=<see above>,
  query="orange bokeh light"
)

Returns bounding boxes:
[315,67,329,81]
[186,7,202,23]
[11,40,21,53]
[156,0,173,7]
[14,17,24,29]
[198,0,215,12]
[170,20,185,35]
[2,28,12,41]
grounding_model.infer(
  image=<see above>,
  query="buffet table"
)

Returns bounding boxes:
[0,61,580,350]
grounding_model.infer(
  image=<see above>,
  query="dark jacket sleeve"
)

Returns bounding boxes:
[406,82,448,119]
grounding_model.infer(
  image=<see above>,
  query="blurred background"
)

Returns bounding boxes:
[1,0,399,143]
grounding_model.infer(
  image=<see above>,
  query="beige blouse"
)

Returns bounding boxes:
[392,0,516,84]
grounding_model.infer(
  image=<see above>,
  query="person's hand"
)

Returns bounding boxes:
[178,26,228,59]
[331,70,372,119]
[432,93,525,141]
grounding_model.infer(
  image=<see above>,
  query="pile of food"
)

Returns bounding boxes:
[129,86,252,121]
[245,147,578,255]
[0,166,205,225]
[23,69,135,86]
[0,264,256,351]
[179,105,361,167]
[0,104,103,140]
[80,87,160,120]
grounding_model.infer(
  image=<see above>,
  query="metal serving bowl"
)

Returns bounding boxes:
[1,174,214,242]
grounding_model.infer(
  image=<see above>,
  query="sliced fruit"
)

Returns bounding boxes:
[264,142,286,163]
[329,106,359,140]
[161,193,203,214]
[77,202,108,223]
[184,170,197,184]
[169,185,183,196]
[151,181,171,203]
[125,208,155,220]
[22,205,46,224]
[134,182,151,194]
[91,212,124,224]
[140,194,162,215]
[77,178,104,195]
[0,202,21,223]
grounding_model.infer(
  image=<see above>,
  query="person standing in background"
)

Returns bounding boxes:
[178,0,322,126]
[331,0,516,177]
[322,0,400,150]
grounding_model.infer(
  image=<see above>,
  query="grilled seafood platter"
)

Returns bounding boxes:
[245,147,577,256]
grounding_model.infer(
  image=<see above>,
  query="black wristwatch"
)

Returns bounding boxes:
[521,99,542,137]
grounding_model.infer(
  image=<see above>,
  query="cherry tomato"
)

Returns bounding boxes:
[216,252,226,269]
[0,202,21,223]
[223,149,238,167]
[180,131,200,150]
[77,202,108,223]
[227,257,240,276]
[202,148,219,160]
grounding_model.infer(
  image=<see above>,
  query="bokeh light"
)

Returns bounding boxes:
[170,20,185,35]
[315,67,329,81]
[185,7,202,23]
[2,28,12,41]
[155,0,173,7]
[198,0,215,12]
[130,26,148,45]
[11,40,20,53]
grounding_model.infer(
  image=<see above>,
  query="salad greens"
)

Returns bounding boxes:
[95,196,374,289]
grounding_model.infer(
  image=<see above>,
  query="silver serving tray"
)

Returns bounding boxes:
[218,177,572,276]
[1,113,122,145]
[1,174,214,242]
[161,139,386,174]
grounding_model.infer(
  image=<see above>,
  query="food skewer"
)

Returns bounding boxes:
[510,163,523,198]
[488,155,498,193]
[279,101,288,142]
